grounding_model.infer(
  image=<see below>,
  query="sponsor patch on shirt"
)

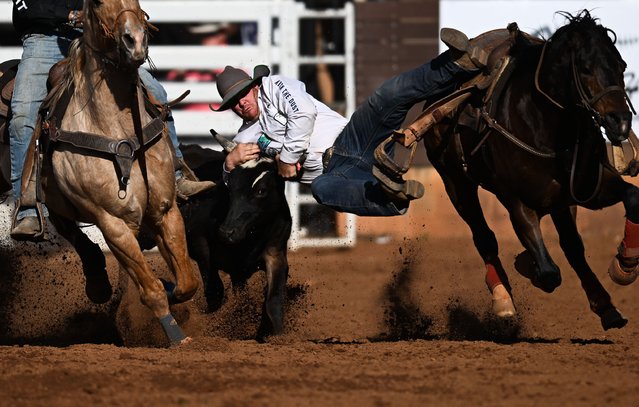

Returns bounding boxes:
[273,112,287,126]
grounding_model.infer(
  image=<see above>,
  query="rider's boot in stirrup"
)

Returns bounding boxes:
[175,157,216,201]
[10,170,46,241]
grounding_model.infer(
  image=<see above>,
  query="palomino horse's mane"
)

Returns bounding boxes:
[43,37,100,122]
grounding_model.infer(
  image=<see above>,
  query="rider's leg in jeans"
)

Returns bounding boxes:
[138,68,215,198]
[10,34,74,227]
[311,51,474,216]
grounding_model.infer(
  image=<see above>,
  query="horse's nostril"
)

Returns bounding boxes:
[605,111,631,139]
[122,32,135,49]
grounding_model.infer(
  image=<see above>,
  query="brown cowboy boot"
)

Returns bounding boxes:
[176,177,216,200]
[175,157,216,200]
[11,213,42,240]
[10,134,47,241]
[440,27,488,70]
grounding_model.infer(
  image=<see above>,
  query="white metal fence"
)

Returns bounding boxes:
[0,0,357,250]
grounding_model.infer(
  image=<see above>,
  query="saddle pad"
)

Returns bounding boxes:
[0,80,14,120]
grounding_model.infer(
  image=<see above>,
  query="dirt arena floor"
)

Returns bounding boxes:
[1,177,639,406]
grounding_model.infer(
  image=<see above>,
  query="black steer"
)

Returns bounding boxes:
[177,144,292,339]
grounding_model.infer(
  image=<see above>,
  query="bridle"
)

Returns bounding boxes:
[85,5,157,67]
[96,8,156,40]
[533,39,635,204]
[535,40,636,122]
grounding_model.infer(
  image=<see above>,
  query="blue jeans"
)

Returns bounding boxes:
[9,33,74,204]
[311,51,472,216]
[138,69,183,161]
[10,34,181,218]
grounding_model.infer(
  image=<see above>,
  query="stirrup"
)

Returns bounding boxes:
[373,131,418,177]
[373,134,424,201]
[10,201,47,242]
[373,165,424,201]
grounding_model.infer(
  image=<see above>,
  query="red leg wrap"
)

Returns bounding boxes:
[485,263,502,291]
[624,219,639,249]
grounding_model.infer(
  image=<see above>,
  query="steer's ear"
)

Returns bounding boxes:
[210,129,237,153]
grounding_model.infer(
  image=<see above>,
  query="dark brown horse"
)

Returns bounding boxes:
[9,0,197,345]
[424,11,635,330]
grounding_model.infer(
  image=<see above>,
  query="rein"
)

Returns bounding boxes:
[570,53,637,122]
[569,139,603,204]
[530,38,632,203]
[478,108,556,158]
[534,41,636,116]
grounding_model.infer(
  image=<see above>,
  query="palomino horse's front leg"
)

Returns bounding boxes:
[550,208,627,330]
[150,203,199,304]
[98,215,189,346]
[501,197,562,293]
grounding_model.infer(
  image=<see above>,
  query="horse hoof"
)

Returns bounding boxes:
[85,276,113,304]
[492,298,516,318]
[491,285,516,318]
[600,308,628,330]
[608,257,638,286]
[534,271,561,293]
[170,336,193,347]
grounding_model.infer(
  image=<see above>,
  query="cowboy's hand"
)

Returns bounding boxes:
[225,143,261,171]
[276,157,299,179]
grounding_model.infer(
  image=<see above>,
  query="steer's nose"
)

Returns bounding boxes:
[218,226,236,244]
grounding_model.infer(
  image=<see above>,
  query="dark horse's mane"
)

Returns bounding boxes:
[511,10,624,66]
[548,10,625,68]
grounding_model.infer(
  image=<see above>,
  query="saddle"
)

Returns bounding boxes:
[373,23,527,197]
[0,59,20,145]
[373,23,639,197]
[12,59,177,241]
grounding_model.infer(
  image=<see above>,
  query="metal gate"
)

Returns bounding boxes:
[0,0,357,250]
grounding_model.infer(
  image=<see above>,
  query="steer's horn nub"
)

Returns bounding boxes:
[210,129,237,153]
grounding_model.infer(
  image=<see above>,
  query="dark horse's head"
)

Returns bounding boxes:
[542,10,634,144]
[82,0,153,68]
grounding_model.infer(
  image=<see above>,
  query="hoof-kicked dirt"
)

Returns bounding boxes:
[1,186,638,406]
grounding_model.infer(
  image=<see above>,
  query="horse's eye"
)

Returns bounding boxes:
[92,0,103,5]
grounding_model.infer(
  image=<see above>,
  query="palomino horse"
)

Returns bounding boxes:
[20,0,198,345]
[423,11,635,330]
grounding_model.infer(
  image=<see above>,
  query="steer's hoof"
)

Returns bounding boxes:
[600,308,628,331]
[608,256,638,286]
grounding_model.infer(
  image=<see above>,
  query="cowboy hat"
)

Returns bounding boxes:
[210,64,270,111]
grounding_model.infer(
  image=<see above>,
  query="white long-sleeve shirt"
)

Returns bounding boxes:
[234,75,348,183]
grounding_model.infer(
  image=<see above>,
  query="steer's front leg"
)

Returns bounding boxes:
[258,247,289,340]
